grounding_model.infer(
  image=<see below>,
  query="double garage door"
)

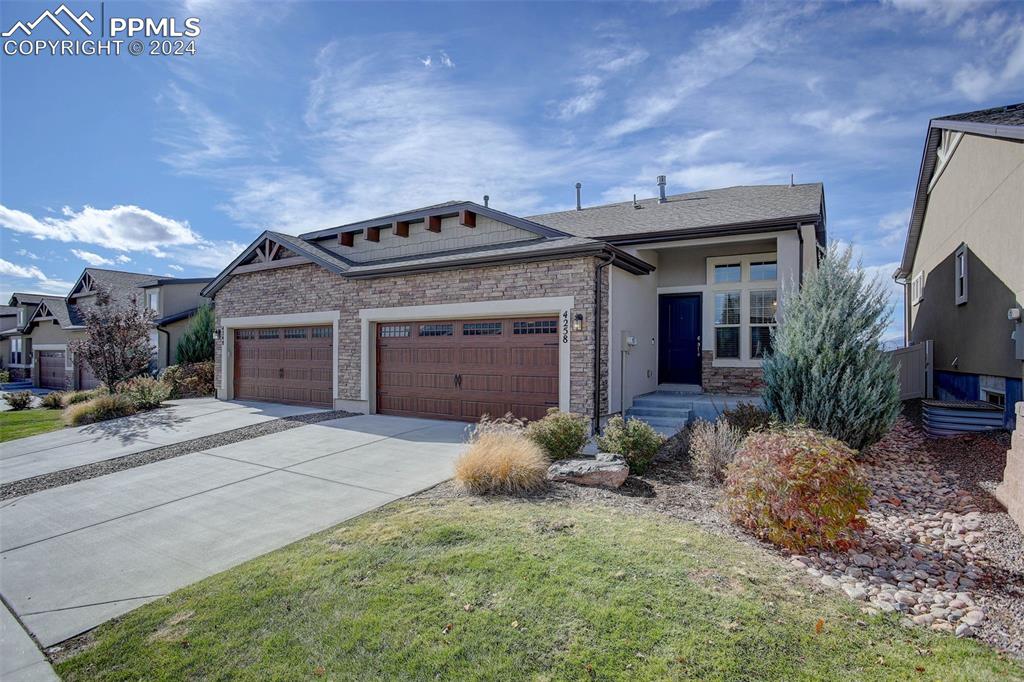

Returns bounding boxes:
[376,316,559,422]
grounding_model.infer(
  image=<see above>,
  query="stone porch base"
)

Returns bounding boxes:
[701,351,764,394]
[995,401,1024,531]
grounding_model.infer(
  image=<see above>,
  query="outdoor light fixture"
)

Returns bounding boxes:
[573,313,584,331]
[214,327,223,341]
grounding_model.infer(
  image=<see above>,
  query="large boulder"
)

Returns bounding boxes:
[547,453,628,488]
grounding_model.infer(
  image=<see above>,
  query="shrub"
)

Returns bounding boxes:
[723,427,870,552]
[722,402,771,436]
[62,388,105,406]
[526,408,589,460]
[454,432,548,495]
[175,304,215,364]
[761,244,900,450]
[69,285,155,389]
[64,394,138,426]
[117,376,170,410]
[3,391,33,410]
[468,412,526,441]
[689,417,743,485]
[160,361,215,399]
[40,391,66,409]
[596,415,665,475]
[0,369,10,384]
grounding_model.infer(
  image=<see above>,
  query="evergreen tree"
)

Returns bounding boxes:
[175,304,215,364]
[762,244,900,450]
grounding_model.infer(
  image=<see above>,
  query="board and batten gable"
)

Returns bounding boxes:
[907,132,1024,380]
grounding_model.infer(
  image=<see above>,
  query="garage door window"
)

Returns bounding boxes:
[419,323,453,336]
[513,320,557,335]
[259,328,279,340]
[380,324,410,338]
[284,328,307,339]
[463,321,502,335]
[312,326,332,338]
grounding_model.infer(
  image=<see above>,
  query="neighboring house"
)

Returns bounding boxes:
[0,305,18,374]
[895,102,1024,429]
[8,269,212,390]
[203,180,825,426]
[2,293,49,381]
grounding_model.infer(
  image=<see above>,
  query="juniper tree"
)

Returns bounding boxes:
[761,244,900,450]
[175,304,215,364]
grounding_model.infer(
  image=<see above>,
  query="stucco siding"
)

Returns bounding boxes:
[908,133,1024,379]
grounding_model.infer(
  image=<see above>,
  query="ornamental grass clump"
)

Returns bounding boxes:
[723,426,870,552]
[117,376,171,410]
[455,432,549,495]
[40,391,66,409]
[689,417,743,485]
[761,244,900,450]
[526,408,589,460]
[3,391,33,411]
[597,416,665,475]
[64,394,138,426]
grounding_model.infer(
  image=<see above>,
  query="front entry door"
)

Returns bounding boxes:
[659,294,702,385]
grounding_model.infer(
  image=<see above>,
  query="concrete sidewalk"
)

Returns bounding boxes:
[0,414,466,648]
[0,603,57,681]
[0,398,323,485]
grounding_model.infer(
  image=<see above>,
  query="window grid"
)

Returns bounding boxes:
[714,291,741,359]
[258,328,280,340]
[283,328,307,339]
[714,263,742,283]
[312,327,332,338]
[749,261,777,281]
[235,329,256,340]
[419,323,453,337]
[379,324,410,338]
[463,322,502,336]
[513,320,557,335]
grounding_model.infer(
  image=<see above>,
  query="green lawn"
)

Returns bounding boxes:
[0,407,63,442]
[58,499,1021,681]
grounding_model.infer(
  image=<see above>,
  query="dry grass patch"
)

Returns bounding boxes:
[455,432,548,494]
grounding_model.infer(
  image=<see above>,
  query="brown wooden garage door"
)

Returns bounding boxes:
[38,350,66,390]
[376,317,559,422]
[233,326,333,407]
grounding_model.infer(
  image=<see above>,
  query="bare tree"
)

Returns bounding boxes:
[70,287,156,389]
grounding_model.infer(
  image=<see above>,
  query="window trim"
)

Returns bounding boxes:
[748,289,778,359]
[954,243,968,305]
[911,271,924,306]
[706,252,779,364]
[713,290,742,359]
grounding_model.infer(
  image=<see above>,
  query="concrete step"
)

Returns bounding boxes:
[625,411,690,429]
[631,396,695,409]
[1,381,32,390]
[626,406,690,418]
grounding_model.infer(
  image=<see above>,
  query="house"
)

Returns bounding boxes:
[203,180,825,427]
[2,293,51,382]
[0,305,19,376]
[895,103,1024,430]
[7,269,212,390]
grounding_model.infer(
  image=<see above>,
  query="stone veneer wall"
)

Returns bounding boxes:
[213,257,608,418]
[700,351,765,395]
[996,401,1024,531]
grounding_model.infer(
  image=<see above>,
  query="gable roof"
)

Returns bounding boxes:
[898,102,1024,278]
[529,184,825,243]
[0,306,17,318]
[8,292,47,307]
[27,296,74,329]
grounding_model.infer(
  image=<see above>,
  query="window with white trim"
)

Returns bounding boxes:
[148,291,160,312]
[18,309,25,326]
[954,243,968,305]
[749,289,778,358]
[714,291,741,359]
[11,337,22,365]
[911,272,924,306]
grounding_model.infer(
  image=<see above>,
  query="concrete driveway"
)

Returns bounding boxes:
[0,398,323,484]
[0,414,467,648]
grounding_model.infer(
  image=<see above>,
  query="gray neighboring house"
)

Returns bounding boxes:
[895,102,1024,429]
[0,304,20,376]
[203,180,825,426]
[6,269,212,390]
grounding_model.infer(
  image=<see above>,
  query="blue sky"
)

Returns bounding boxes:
[2,0,1023,341]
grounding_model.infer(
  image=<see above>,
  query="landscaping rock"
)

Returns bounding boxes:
[547,457,628,488]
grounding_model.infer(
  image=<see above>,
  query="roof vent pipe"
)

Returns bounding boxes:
[790,174,794,187]
[483,194,490,207]
[575,182,582,211]
[657,175,667,203]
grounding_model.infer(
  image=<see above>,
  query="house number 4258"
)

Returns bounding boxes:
[561,310,570,344]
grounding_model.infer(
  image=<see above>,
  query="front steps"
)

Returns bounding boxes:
[621,388,765,435]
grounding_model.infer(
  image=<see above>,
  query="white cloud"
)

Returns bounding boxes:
[167,264,185,272]
[71,249,115,266]
[115,254,132,264]
[439,51,455,68]
[884,0,985,25]
[878,209,910,247]
[15,249,38,260]
[597,47,648,72]
[419,55,432,67]
[0,204,201,254]
[553,45,646,121]
[0,258,74,296]
[953,24,1024,101]
[793,108,879,135]
[158,83,249,172]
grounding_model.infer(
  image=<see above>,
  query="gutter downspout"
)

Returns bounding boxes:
[157,326,171,369]
[593,253,615,433]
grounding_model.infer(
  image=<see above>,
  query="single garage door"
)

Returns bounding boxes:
[376,317,559,422]
[78,360,102,390]
[233,326,333,407]
[38,350,66,390]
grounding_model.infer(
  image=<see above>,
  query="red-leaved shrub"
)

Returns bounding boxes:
[723,427,870,552]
